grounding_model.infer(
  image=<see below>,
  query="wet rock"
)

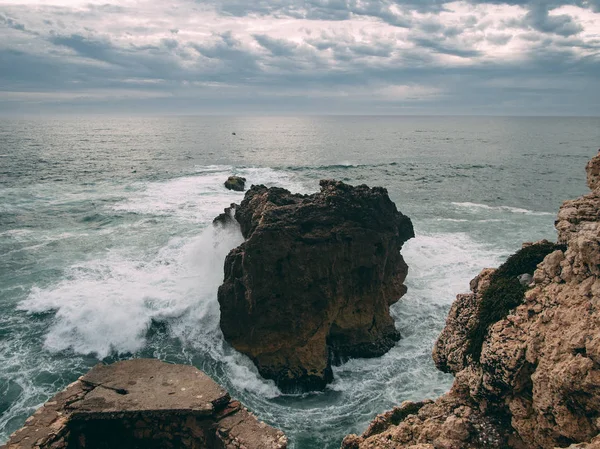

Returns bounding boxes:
[213,203,238,227]
[224,176,246,192]
[217,180,414,391]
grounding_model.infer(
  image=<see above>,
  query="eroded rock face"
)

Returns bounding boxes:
[217,180,414,391]
[343,150,600,449]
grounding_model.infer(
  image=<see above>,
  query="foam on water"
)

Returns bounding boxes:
[451,202,554,216]
[403,231,505,299]
[10,165,308,405]
[332,231,504,394]
[111,166,310,221]
[18,224,243,358]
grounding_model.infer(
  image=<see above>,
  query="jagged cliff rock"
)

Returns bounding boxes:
[217,180,414,392]
[342,150,600,449]
[1,359,287,449]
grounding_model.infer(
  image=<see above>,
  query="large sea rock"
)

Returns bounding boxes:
[342,150,600,449]
[217,180,414,392]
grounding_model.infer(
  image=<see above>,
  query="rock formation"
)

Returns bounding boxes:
[224,176,246,192]
[342,150,600,449]
[1,359,286,449]
[217,180,414,392]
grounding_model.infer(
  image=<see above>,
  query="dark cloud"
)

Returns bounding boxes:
[0,13,26,31]
[350,43,392,57]
[254,34,298,56]
[410,37,482,58]
[190,31,260,80]
[50,33,116,62]
[201,0,600,17]
[0,49,66,87]
[523,4,583,36]
[482,0,600,12]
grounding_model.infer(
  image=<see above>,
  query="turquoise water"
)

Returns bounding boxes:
[1,116,598,448]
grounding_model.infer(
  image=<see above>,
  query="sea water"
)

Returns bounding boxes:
[1,116,598,448]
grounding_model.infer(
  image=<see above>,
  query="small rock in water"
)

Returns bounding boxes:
[232,132,236,135]
[224,175,246,191]
[517,273,533,286]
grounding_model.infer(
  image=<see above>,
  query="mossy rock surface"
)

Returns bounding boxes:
[224,176,246,191]
[467,241,566,361]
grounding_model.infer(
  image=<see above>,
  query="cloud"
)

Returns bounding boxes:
[254,34,298,56]
[0,0,598,115]
[410,36,482,58]
[523,3,583,36]
[50,33,116,62]
[0,13,26,31]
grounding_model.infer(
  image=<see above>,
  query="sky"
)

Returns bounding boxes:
[0,0,599,115]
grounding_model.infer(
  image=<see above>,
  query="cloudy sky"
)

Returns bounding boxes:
[0,0,599,115]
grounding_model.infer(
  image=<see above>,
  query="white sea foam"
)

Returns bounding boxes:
[111,166,310,221]
[18,225,243,357]
[194,165,233,173]
[434,218,504,223]
[0,229,34,239]
[330,231,505,405]
[402,231,504,300]
[451,201,554,216]
[237,167,311,194]
[17,217,280,397]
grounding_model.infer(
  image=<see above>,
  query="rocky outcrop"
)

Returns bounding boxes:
[1,359,286,449]
[213,203,238,228]
[224,176,246,192]
[217,180,414,392]
[343,150,600,449]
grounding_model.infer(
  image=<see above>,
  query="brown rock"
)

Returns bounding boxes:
[433,269,495,374]
[343,151,600,449]
[586,149,600,191]
[217,180,414,391]
[1,359,286,449]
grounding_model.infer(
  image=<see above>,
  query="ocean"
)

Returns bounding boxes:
[1,115,598,448]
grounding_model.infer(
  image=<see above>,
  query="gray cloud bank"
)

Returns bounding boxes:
[0,0,598,115]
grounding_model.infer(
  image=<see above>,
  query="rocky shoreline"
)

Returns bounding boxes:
[342,150,600,448]
[4,152,600,449]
